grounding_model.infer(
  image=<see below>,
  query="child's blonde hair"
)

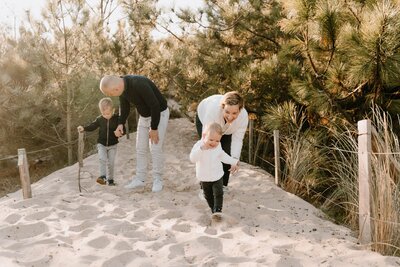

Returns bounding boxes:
[98,97,113,112]
[221,91,244,110]
[204,122,223,136]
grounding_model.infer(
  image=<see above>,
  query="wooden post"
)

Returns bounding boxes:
[17,148,32,199]
[274,130,280,186]
[358,119,372,245]
[248,119,254,164]
[78,131,84,167]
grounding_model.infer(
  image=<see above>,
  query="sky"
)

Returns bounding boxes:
[0,0,204,39]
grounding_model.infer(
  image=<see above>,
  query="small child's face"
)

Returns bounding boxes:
[203,131,222,148]
[101,107,114,120]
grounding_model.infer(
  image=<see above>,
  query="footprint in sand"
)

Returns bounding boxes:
[0,222,48,239]
[130,208,153,222]
[68,220,96,233]
[25,210,53,221]
[148,230,176,250]
[113,241,132,251]
[104,221,139,237]
[197,236,223,251]
[4,213,22,224]
[71,205,101,220]
[168,243,185,260]
[272,244,295,257]
[156,210,182,220]
[101,250,147,267]
[87,236,111,249]
[171,223,191,233]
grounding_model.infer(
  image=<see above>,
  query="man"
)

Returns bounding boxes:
[100,75,169,192]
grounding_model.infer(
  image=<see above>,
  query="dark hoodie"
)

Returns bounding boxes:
[83,114,122,146]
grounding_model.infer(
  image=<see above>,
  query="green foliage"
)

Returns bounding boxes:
[172,0,290,113]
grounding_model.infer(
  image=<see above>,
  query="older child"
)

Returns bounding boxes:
[190,122,239,220]
[77,97,123,186]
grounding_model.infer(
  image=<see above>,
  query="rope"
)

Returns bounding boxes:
[248,128,400,227]
[0,131,96,163]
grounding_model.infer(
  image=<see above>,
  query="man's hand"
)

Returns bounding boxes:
[114,124,124,137]
[77,126,84,133]
[149,129,159,144]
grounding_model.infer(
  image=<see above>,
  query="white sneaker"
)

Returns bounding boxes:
[198,190,206,201]
[124,179,144,189]
[152,179,163,192]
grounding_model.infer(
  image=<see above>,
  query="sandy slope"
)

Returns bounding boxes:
[0,118,399,267]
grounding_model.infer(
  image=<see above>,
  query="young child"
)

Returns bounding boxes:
[77,97,123,186]
[189,122,239,220]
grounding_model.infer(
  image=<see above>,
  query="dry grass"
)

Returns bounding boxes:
[326,106,400,255]
[280,117,331,202]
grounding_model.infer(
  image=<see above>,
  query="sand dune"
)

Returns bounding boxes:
[0,118,399,267]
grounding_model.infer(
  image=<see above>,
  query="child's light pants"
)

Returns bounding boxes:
[135,108,169,182]
[97,144,117,180]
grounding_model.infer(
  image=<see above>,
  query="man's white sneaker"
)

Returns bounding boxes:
[124,179,145,189]
[152,179,163,192]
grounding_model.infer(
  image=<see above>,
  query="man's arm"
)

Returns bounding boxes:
[118,97,130,126]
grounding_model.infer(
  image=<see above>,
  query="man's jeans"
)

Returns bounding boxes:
[136,108,169,181]
[97,144,117,180]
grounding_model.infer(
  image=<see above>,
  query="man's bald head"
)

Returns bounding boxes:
[100,75,124,97]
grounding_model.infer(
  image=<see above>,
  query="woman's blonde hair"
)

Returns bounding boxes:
[204,122,223,136]
[98,97,113,112]
[221,91,244,110]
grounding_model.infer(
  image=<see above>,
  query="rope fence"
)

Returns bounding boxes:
[0,132,97,163]
[0,131,98,199]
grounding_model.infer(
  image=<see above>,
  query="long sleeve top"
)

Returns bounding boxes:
[83,114,121,146]
[197,94,249,159]
[119,75,168,130]
[190,140,239,182]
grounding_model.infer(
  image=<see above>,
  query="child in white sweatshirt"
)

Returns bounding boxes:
[190,122,239,220]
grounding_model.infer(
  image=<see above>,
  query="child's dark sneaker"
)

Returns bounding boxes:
[211,212,223,222]
[96,176,107,185]
[107,179,115,186]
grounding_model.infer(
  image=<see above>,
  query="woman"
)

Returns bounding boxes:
[196,91,248,190]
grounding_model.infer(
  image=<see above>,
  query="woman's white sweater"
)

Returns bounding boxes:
[197,95,249,159]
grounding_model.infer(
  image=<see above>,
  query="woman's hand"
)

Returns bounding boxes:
[229,162,239,174]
